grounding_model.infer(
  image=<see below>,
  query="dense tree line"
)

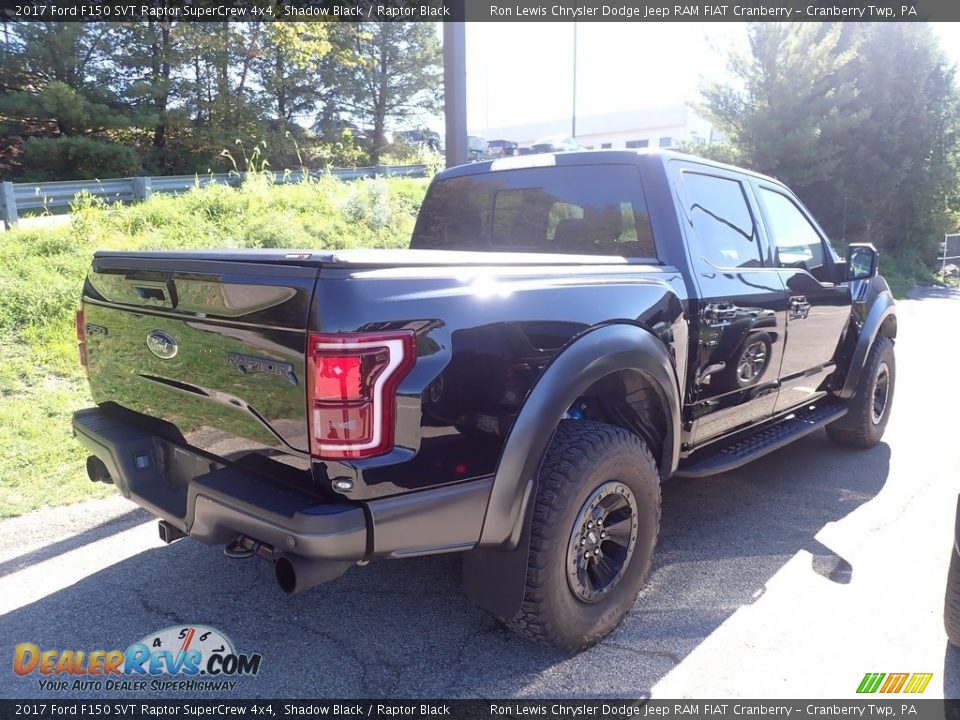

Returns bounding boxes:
[0,21,441,180]
[697,22,960,264]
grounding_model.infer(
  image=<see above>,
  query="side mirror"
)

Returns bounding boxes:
[846,243,879,281]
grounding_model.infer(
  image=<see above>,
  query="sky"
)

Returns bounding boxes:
[458,22,960,135]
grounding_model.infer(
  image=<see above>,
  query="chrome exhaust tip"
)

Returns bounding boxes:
[158,520,186,544]
[85,456,113,484]
[274,555,352,595]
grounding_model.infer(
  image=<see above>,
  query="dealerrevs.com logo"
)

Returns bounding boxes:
[12,625,263,693]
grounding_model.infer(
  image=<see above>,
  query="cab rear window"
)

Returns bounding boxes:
[410,165,657,259]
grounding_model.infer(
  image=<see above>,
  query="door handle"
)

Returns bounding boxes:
[789,296,811,320]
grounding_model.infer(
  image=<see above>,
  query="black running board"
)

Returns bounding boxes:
[675,401,848,478]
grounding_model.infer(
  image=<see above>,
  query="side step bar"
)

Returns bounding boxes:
[675,401,848,478]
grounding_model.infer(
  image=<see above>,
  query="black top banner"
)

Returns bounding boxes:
[2,0,960,22]
[0,700,959,720]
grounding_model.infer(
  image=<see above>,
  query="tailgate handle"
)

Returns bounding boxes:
[136,286,166,302]
[127,277,178,309]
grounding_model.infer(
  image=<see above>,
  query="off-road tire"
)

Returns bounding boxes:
[827,335,895,448]
[502,420,661,652]
[947,541,960,648]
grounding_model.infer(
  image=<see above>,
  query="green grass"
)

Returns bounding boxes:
[0,330,115,517]
[0,174,427,518]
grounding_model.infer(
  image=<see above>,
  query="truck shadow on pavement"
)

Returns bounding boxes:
[0,430,890,699]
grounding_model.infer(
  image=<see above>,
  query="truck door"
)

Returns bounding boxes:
[675,166,788,444]
[751,183,851,413]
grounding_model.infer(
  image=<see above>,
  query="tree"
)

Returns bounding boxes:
[0,81,130,136]
[675,140,743,166]
[4,23,114,92]
[253,23,330,131]
[21,135,140,181]
[112,20,183,171]
[841,24,960,258]
[325,22,441,163]
[0,19,412,178]
[701,24,865,209]
[0,23,141,179]
[701,22,960,261]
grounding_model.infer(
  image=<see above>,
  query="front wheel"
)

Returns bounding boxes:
[827,335,895,448]
[501,420,661,652]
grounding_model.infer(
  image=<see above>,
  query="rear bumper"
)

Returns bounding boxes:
[72,407,367,561]
[72,407,494,561]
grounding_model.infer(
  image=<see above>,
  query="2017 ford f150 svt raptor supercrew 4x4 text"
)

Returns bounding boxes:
[72,150,897,651]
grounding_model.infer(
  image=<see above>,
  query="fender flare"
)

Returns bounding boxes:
[838,290,896,399]
[463,322,681,618]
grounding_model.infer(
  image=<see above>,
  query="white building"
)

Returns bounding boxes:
[475,103,721,151]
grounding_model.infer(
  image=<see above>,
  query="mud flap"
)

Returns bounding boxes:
[461,493,535,619]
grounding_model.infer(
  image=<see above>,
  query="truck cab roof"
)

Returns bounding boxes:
[436,148,782,187]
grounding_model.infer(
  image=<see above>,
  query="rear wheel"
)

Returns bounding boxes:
[827,335,895,448]
[502,420,661,652]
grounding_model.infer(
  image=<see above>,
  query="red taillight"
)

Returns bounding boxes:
[76,308,87,367]
[306,331,416,460]
[314,355,367,401]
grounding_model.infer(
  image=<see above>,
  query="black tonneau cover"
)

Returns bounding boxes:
[93,247,631,268]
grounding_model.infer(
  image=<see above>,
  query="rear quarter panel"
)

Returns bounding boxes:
[313,263,688,499]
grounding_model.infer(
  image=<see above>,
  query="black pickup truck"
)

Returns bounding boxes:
[72,150,897,651]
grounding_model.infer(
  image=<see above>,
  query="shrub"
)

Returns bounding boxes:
[301,130,370,169]
[21,136,142,181]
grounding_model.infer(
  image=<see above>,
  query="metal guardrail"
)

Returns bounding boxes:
[0,164,429,228]
[941,233,960,273]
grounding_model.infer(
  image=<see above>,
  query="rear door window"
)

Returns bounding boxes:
[681,172,761,269]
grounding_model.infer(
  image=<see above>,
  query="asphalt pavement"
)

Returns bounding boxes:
[1,285,958,700]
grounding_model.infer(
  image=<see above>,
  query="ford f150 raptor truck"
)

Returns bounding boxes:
[72,150,897,651]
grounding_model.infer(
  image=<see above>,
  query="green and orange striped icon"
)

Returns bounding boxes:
[856,672,933,694]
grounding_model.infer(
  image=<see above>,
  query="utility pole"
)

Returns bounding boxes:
[571,22,578,140]
[443,22,468,168]
[842,196,847,250]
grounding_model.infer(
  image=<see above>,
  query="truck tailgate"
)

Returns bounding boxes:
[81,254,317,463]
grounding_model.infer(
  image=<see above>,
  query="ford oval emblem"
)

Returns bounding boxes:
[146,330,178,359]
